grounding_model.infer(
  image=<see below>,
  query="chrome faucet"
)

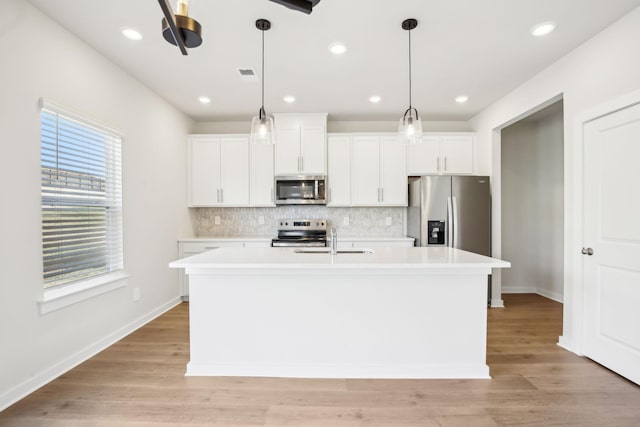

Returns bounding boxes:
[330,227,337,255]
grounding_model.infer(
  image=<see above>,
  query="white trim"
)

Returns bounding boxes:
[0,298,182,412]
[566,88,640,356]
[558,336,580,355]
[186,361,490,379]
[490,298,504,308]
[502,286,537,294]
[38,97,123,137]
[536,287,564,303]
[39,271,130,315]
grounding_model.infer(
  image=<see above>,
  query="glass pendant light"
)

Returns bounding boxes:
[250,19,274,145]
[398,18,422,144]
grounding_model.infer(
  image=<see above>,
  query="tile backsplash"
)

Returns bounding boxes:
[190,206,406,238]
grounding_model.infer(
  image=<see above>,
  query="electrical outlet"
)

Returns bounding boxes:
[133,287,141,302]
[343,216,349,226]
[214,216,221,225]
[258,215,265,225]
[385,217,392,226]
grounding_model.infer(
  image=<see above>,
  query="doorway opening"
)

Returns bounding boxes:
[500,100,565,303]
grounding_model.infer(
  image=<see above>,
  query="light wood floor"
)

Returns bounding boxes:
[1,294,639,426]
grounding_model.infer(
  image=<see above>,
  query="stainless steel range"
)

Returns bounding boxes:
[271,219,328,247]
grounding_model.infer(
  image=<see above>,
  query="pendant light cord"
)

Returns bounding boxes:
[408,28,412,110]
[261,27,265,117]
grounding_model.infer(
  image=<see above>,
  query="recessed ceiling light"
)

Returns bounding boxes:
[198,96,211,104]
[122,28,143,41]
[530,21,556,37]
[283,95,296,103]
[369,95,382,104]
[328,42,347,55]
[455,95,469,104]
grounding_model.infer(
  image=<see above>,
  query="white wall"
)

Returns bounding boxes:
[469,6,640,346]
[0,0,192,409]
[501,106,564,301]
[193,120,471,134]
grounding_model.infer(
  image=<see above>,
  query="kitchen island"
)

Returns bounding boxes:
[169,246,510,379]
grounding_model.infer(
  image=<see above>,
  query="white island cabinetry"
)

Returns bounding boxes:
[337,237,415,250]
[171,246,510,379]
[177,238,271,298]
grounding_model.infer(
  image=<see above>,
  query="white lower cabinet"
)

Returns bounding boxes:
[178,239,271,298]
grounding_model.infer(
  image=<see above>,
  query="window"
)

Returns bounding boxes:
[40,101,123,288]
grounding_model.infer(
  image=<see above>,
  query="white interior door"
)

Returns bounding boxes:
[583,102,640,385]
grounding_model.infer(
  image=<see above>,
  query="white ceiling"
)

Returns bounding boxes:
[27,0,640,122]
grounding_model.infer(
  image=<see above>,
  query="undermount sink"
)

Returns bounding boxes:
[294,248,374,254]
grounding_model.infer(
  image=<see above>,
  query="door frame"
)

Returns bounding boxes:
[566,89,640,355]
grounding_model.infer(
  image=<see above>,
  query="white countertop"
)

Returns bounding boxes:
[178,237,273,242]
[170,246,510,270]
[178,236,415,242]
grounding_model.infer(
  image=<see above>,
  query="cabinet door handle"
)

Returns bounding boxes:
[220,188,223,203]
[444,156,447,171]
[216,188,220,203]
[297,156,301,172]
[301,156,304,172]
[437,156,440,172]
[380,188,384,203]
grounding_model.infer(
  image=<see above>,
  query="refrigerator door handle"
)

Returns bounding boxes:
[452,196,459,248]
[447,196,453,247]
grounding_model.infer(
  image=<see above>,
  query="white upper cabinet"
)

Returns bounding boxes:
[379,136,408,205]
[250,142,275,206]
[327,136,351,206]
[188,135,250,207]
[330,133,407,207]
[351,136,381,205]
[274,113,327,175]
[407,133,475,175]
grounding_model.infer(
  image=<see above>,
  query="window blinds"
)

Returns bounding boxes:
[40,105,123,288]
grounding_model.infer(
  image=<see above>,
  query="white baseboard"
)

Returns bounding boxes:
[0,297,182,412]
[490,298,504,308]
[186,361,491,379]
[536,288,564,303]
[502,286,537,294]
[558,335,581,356]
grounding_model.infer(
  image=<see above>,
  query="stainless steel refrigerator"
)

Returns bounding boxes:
[407,176,491,256]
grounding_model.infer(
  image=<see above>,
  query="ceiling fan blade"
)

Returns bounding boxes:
[268,0,315,14]
[158,0,188,55]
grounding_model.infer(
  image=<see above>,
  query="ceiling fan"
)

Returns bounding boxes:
[268,0,322,15]
[158,0,322,56]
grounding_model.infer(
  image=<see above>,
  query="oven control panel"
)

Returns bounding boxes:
[278,219,326,231]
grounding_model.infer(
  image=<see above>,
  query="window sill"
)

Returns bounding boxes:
[39,271,130,315]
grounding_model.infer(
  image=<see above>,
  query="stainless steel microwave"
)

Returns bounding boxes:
[274,175,327,205]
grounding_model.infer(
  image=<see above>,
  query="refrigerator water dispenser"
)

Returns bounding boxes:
[428,221,445,245]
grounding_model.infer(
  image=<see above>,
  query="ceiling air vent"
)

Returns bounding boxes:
[237,68,258,82]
